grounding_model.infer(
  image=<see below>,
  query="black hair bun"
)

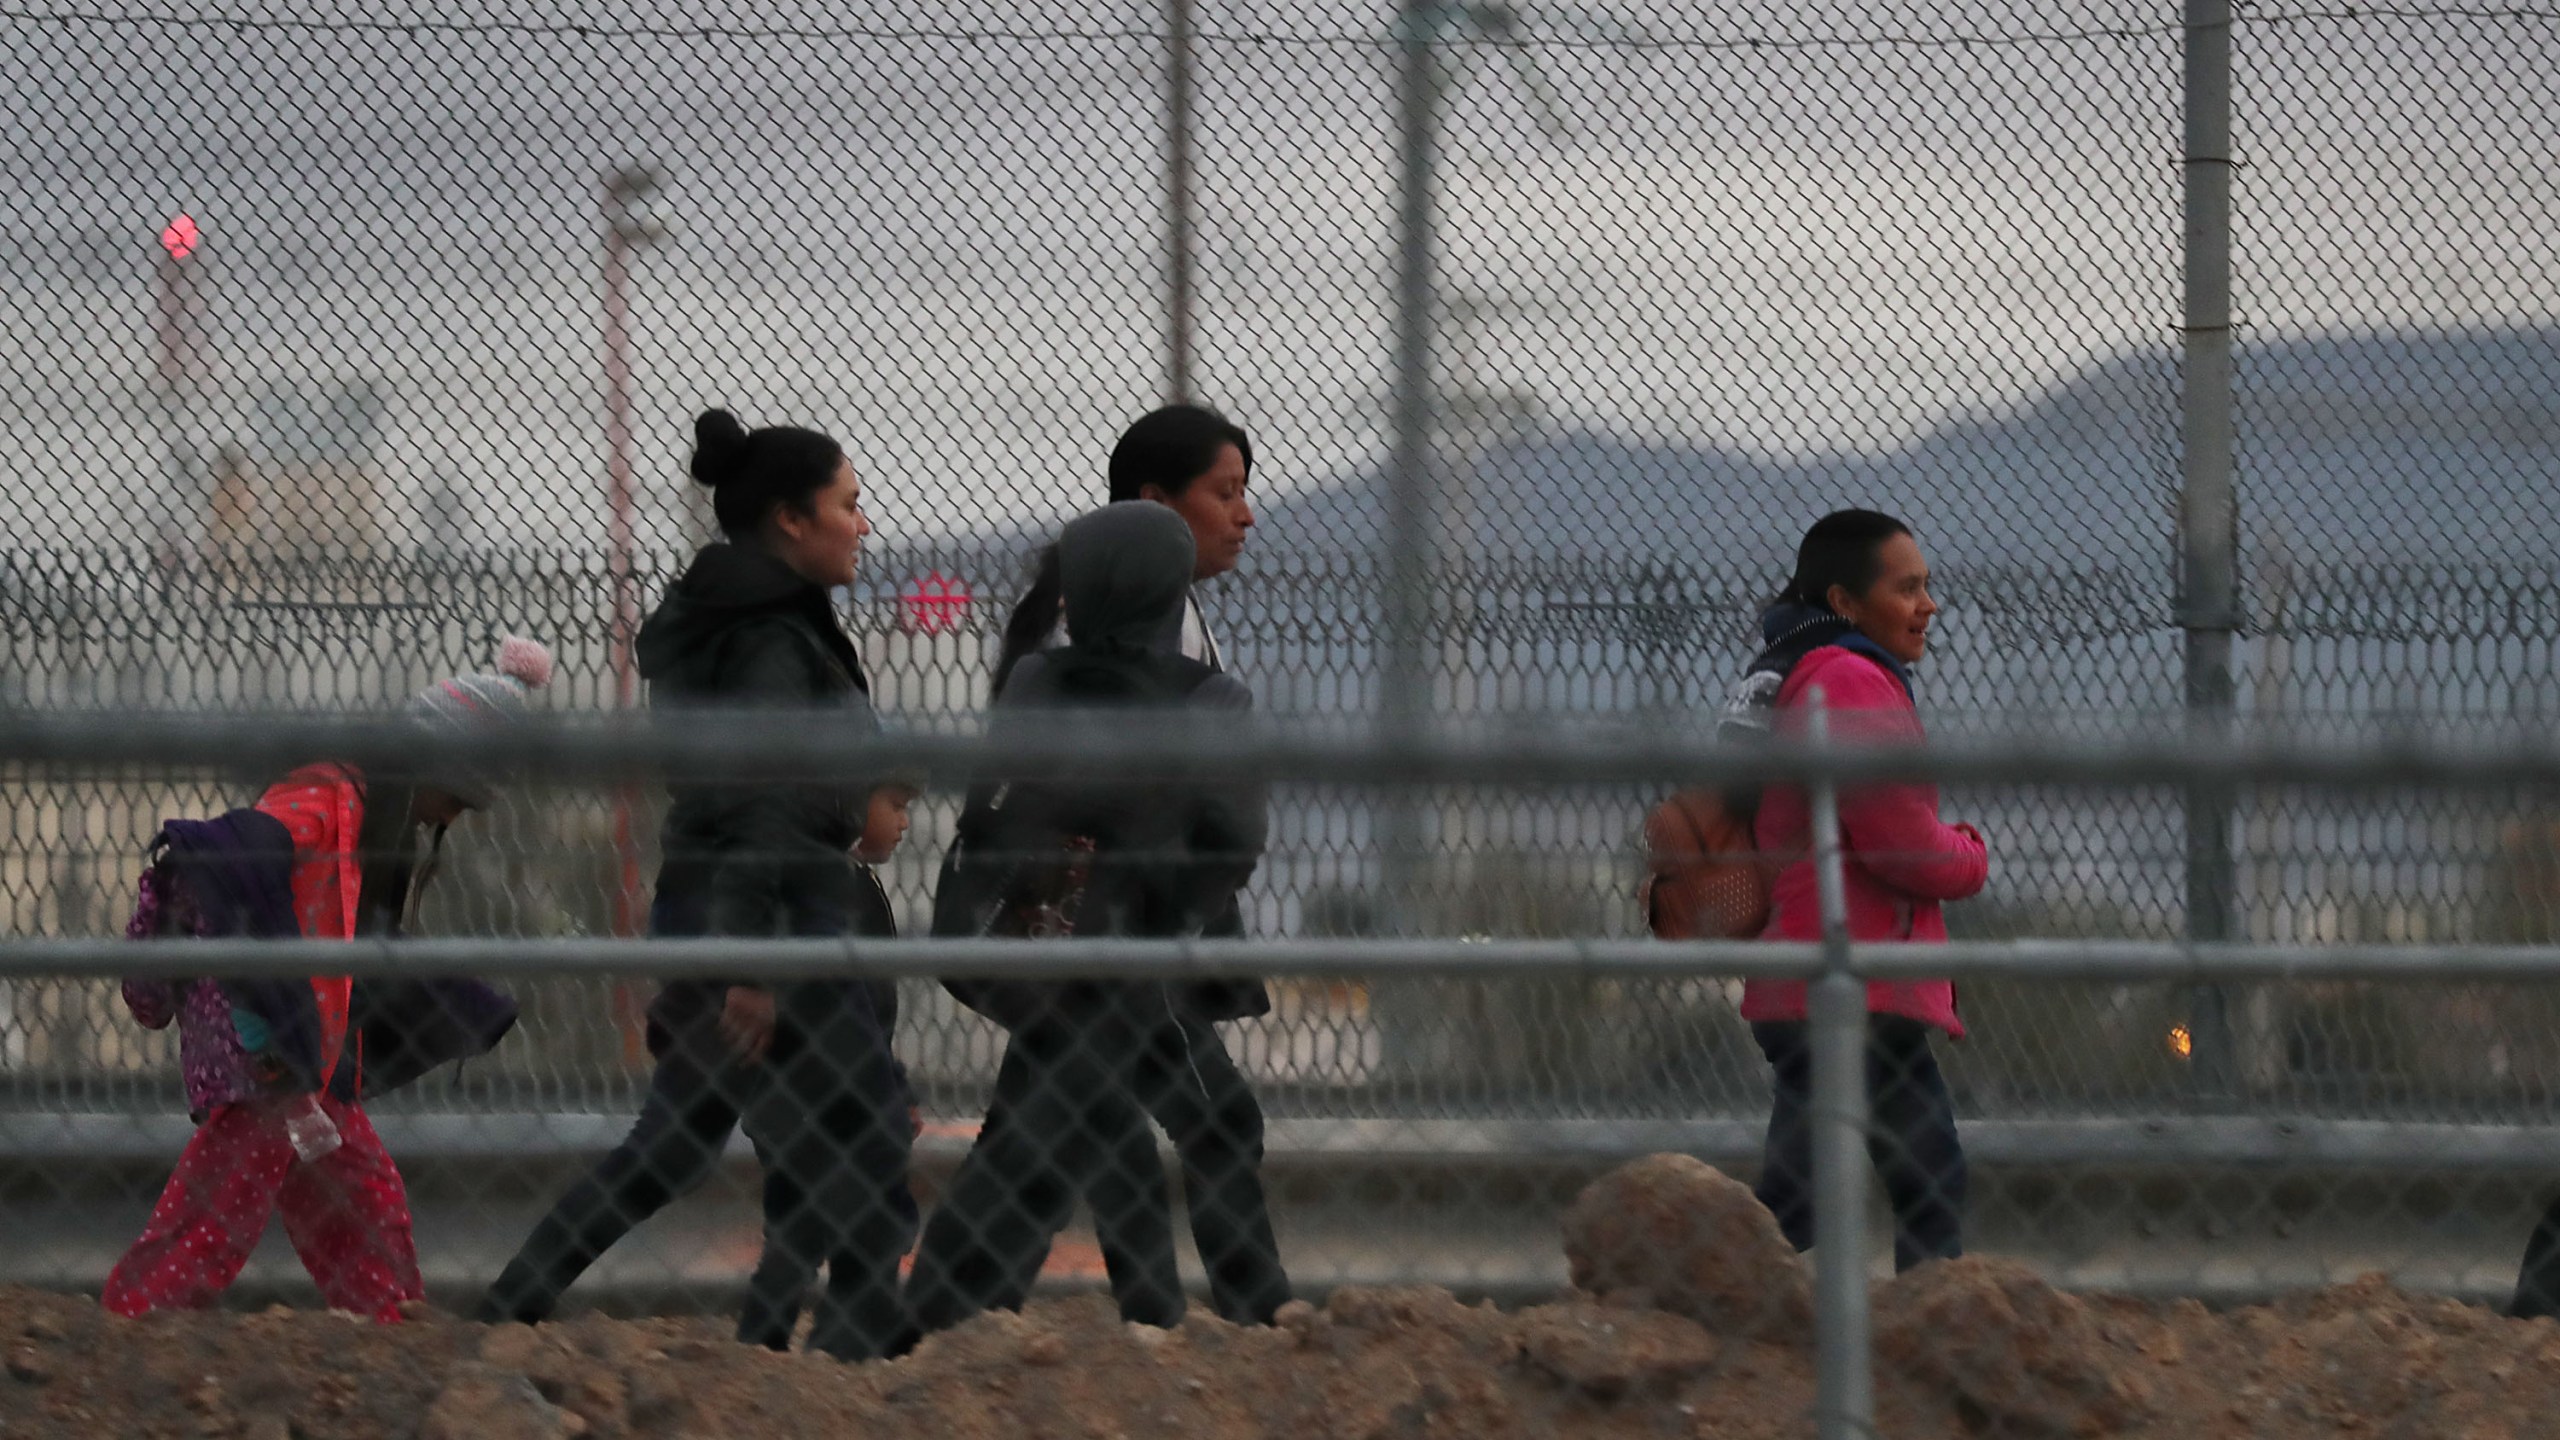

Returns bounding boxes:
[689,408,749,487]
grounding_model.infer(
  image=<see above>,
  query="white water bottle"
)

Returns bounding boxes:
[283,1097,342,1163]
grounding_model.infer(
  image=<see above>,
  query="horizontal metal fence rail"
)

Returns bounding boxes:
[13,706,2560,790]
[25,1110,2560,1171]
[12,934,2560,984]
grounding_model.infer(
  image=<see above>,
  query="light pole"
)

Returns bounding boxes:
[1380,3,1563,929]
[1380,0,1445,935]
[602,165,665,963]
[153,213,205,560]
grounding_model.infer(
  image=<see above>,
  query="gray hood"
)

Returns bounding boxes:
[1057,501,1195,657]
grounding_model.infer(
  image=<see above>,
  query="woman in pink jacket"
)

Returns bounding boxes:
[1740,509,1987,1271]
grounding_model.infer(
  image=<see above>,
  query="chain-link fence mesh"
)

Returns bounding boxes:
[8,0,2560,1432]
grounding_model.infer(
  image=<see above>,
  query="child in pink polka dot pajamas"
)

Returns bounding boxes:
[104,639,552,1322]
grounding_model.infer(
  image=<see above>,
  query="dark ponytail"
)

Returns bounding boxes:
[991,545,1062,698]
[987,405,1246,699]
[1778,508,1913,613]
[688,408,845,541]
[1107,404,1251,502]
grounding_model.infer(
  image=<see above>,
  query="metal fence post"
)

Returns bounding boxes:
[1806,689,1875,1439]
[2180,0,2241,1104]
[1163,0,1198,404]
[1379,0,1444,934]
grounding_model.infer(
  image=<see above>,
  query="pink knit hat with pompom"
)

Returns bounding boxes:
[407,635,555,807]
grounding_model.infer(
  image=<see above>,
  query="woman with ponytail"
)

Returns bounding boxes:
[942,404,1290,1329]
[1737,509,1987,1273]
[483,410,916,1361]
[989,403,1254,692]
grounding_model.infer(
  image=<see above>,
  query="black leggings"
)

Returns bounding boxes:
[1116,1014,1290,1325]
[906,989,1187,1334]
[2510,1200,2560,1319]
[478,996,917,1358]
[1752,1015,1967,1272]
[972,1010,1291,1326]
[482,885,915,1359]
[478,1046,763,1327]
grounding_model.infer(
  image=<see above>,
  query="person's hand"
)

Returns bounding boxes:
[910,1104,924,1140]
[718,987,777,1063]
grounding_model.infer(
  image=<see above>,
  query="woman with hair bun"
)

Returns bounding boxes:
[483,409,916,1361]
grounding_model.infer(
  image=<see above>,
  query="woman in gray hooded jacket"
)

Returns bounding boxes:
[905,500,1271,1336]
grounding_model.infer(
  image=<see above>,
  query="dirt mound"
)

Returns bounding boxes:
[15,1180,2560,1440]
[0,1283,1811,1440]
[1559,1152,1813,1343]
[1875,1256,2153,1437]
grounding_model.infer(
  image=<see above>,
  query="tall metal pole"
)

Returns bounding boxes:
[2180,0,2239,1104]
[1164,0,1198,403]
[601,166,661,967]
[1805,691,1875,1439]
[153,214,204,558]
[1380,0,1442,933]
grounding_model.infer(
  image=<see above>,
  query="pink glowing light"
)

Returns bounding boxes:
[159,214,200,262]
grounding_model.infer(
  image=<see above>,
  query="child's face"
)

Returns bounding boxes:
[855,788,917,864]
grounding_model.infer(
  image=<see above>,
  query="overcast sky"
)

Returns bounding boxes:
[2,1,2553,555]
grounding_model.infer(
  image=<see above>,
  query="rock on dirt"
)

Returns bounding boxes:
[418,1363,572,1440]
[1875,1256,2154,1438]
[1560,1151,1814,1342]
[1517,1303,1725,1400]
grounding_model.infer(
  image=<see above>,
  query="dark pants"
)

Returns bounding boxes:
[482,890,915,1359]
[735,980,918,1359]
[974,1010,1291,1326]
[2510,1200,2560,1319]
[478,1045,764,1327]
[906,986,1183,1334]
[1752,1015,1967,1273]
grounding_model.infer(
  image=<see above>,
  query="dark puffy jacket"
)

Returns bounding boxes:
[635,542,883,1052]
[935,502,1270,1027]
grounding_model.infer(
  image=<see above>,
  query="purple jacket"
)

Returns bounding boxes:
[122,807,519,1117]
[122,865,276,1117]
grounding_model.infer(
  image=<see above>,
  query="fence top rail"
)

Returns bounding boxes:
[1,707,2556,791]
[6,935,2560,984]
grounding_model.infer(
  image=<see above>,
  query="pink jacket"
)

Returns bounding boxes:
[251,763,364,1077]
[1742,646,1988,1037]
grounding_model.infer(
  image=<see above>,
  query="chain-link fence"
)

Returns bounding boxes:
[8,1,2560,1433]
[9,715,2560,1438]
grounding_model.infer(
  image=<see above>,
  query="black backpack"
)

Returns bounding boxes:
[934,650,1227,1027]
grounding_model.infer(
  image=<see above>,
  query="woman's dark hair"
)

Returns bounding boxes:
[688,408,845,541]
[992,544,1062,699]
[988,406,1251,696]
[1106,404,1251,503]
[348,773,435,938]
[1778,508,1914,612]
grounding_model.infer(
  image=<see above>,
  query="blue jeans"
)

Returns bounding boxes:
[1751,1015,1966,1272]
